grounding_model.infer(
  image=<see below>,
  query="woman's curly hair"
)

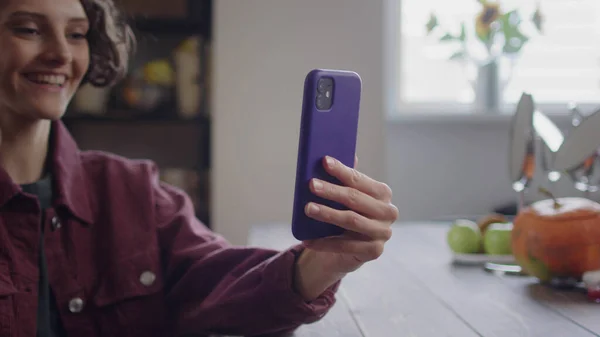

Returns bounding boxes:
[80,0,136,87]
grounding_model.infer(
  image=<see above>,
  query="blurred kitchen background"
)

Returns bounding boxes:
[67,0,600,245]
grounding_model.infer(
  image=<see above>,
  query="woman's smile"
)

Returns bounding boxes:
[22,72,68,92]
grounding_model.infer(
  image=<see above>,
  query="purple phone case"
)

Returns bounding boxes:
[291,69,362,241]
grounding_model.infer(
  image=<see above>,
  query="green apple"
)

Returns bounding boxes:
[483,222,513,255]
[447,219,482,254]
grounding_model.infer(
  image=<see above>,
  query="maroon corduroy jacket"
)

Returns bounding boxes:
[0,121,338,337]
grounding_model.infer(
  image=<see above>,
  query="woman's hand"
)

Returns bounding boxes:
[293,155,398,300]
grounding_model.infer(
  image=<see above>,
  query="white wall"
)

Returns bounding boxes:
[212,1,593,244]
[387,114,600,222]
[211,0,387,245]
[385,120,514,221]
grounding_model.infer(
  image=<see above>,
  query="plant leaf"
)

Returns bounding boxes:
[459,22,466,41]
[426,13,439,34]
[500,11,529,54]
[532,8,543,33]
[449,51,466,60]
[504,10,521,26]
[440,33,456,42]
[503,36,528,54]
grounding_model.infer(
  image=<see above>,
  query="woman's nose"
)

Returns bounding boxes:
[41,36,73,66]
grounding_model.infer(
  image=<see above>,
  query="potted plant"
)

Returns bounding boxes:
[425,0,543,113]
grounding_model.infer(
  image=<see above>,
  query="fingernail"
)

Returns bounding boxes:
[312,179,323,191]
[325,156,335,168]
[306,203,320,215]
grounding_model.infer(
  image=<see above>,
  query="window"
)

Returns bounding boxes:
[396,0,600,113]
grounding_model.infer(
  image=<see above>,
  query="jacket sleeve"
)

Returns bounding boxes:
[151,176,339,336]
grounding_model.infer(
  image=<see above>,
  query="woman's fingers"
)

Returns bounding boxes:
[309,178,399,222]
[322,156,393,203]
[304,202,393,241]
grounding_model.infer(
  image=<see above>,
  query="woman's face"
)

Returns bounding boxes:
[0,0,90,121]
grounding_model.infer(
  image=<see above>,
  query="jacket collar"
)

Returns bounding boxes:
[0,120,94,224]
[50,120,94,224]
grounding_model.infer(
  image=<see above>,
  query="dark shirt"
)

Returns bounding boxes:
[20,174,66,337]
[0,120,338,337]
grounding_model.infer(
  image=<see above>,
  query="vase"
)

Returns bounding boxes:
[474,60,502,113]
[174,43,202,119]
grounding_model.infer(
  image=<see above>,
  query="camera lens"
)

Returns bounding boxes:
[317,77,333,93]
[315,77,333,110]
[316,96,325,109]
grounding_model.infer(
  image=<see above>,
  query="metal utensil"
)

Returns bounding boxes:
[553,107,600,196]
[508,93,535,210]
[532,109,565,186]
[567,150,600,196]
[568,101,584,127]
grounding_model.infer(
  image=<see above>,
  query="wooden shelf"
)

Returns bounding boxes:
[65,0,213,227]
[67,121,209,170]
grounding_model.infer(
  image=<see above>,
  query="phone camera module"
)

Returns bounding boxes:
[316,77,333,110]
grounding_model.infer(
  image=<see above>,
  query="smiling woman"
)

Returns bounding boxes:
[0,0,133,123]
[0,0,398,336]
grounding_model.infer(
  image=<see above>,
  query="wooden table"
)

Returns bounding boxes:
[249,222,600,337]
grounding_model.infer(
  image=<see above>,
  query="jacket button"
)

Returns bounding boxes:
[140,271,156,286]
[51,217,62,230]
[68,297,84,313]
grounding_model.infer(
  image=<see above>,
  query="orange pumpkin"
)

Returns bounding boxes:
[512,195,600,282]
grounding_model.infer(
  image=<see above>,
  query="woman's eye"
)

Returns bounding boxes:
[68,32,87,40]
[13,27,39,36]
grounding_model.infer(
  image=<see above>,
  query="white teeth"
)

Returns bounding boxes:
[26,74,66,86]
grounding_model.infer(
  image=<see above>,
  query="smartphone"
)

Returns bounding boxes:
[291,69,362,241]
